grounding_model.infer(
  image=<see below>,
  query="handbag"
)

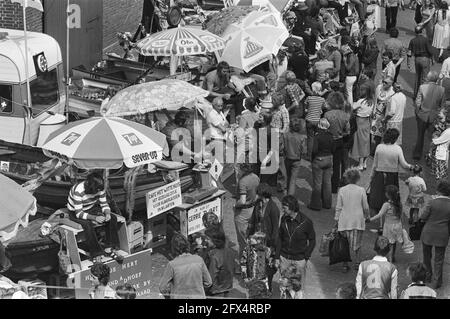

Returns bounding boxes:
[57,231,72,275]
[409,220,425,241]
[329,232,352,265]
[401,228,415,254]
[319,230,336,257]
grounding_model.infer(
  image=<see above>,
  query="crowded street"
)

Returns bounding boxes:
[0,0,449,301]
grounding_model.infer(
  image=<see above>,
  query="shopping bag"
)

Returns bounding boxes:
[319,231,335,257]
[401,228,414,254]
[329,233,352,265]
[57,231,72,275]
[409,221,425,241]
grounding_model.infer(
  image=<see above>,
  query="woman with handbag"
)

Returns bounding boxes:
[334,168,370,272]
[370,76,395,156]
[419,181,450,289]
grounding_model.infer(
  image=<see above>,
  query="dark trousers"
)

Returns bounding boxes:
[414,57,431,99]
[385,6,399,31]
[413,116,432,160]
[306,121,318,161]
[415,4,423,24]
[69,209,120,258]
[331,138,345,193]
[309,155,333,210]
[422,243,446,287]
[285,158,302,196]
[393,61,401,83]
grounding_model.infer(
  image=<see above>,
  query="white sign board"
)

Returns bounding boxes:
[186,197,221,235]
[146,180,182,219]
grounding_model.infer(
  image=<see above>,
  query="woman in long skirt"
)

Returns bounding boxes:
[352,82,375,170]
[432,3,450,60]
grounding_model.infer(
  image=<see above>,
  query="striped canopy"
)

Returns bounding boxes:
[42,117,169,169]
[136,26,226,56]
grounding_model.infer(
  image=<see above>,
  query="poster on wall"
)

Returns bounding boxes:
[69,249,153,299]
[146,180,182,219]
[186,197,221,235]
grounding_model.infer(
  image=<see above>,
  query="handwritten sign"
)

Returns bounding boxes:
[146,180,182,219]
[186,197,221,235]
[70,249,152,299]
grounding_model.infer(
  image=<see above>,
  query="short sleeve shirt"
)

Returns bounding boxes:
[207,109,228,140]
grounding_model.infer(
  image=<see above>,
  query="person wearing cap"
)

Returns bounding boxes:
[408,26,433,99]
[385,82,406,145]
[308,118,335,210]
[413,71,446,160]
[326,39,342,82]
[355,236,398,299]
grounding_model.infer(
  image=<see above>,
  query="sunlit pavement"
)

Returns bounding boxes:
[147,7,449,299]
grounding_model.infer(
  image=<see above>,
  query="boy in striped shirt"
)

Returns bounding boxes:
[305,82,326,160]
[67,172,121,262]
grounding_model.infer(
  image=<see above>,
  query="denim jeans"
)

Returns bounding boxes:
[422,243,446,287]
[414,57,431,98]
[285,159,302,196]
[309,155,333,210]
[234,206,254,258]
[413,116,432,160]
[306,121,318,161]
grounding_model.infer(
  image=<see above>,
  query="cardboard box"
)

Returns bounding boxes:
[126,221,144,252]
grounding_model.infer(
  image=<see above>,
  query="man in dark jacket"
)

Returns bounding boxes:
[275,195,316,294]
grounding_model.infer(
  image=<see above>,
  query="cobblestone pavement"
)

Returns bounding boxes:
[148,7,450,299]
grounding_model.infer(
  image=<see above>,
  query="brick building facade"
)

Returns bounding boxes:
[0,0,144,57]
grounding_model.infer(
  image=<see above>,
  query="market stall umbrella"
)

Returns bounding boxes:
[103,79,210,117]
[135,26,226,56]
[236,0,294,13]
[214,9,289,72]
[41,117,169,170]
[0,173,37,241]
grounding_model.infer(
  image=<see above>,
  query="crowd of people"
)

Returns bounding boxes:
[153,0,450,299]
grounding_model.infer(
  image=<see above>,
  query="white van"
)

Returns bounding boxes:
[0,28,65,146]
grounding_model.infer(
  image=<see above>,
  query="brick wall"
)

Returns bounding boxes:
[0,1,43,32]
[102,0,143,54]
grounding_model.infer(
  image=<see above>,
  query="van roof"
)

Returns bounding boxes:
[0,28,62,84]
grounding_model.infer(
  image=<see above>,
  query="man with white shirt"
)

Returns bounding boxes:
[385,83,406,145]
[206,97,229,163]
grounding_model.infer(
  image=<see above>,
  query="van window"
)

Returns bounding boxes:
[30,69,59,117]
[0,85,13,113]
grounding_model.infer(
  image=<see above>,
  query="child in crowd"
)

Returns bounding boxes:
[336,282,357,299]
[89,262,118,299]
[400,262,437,299]
[240,232,272,292]
[405,165,427,225]
[369,185,404,263]
[305,82,326,159]
[116,283,137,299]
[356,236,398,299]
[279,265,303,299]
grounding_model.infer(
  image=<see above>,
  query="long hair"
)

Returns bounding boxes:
[84,172,104,195]
[385,185,402,219]
[90,262,111,286]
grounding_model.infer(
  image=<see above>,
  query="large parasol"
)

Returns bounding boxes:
[41,117,169,170]
[0,173,37,242]
[213,8,289,72]
[102,79,209,117]
[135,26,226,56]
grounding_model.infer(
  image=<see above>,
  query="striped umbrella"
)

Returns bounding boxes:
[136,26,226,56]
[41,117,169,169]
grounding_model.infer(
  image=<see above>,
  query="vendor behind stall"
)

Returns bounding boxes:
[161,110,201,163]
[203,61,235,102]
[66,172,122,262]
